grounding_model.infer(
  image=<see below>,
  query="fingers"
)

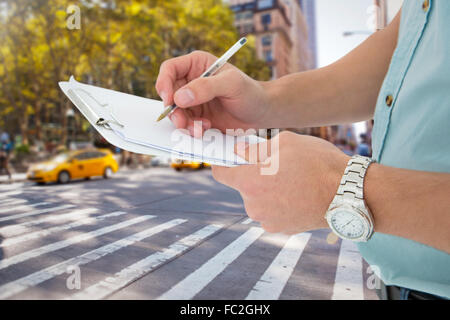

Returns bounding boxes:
[212,135,281,192]
[168,108,188,128]
[156,55,189,106]
[173,69,243,108]
[169,108,211,138]
[186,117,212,138]
[156,51,216,106]
[211,163,260,192]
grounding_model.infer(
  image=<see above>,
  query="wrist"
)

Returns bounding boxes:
[258,79,284,128]
[259,75,309,129]
[364,162,390,235]
[324,155,376,242]
[320,153,350,229]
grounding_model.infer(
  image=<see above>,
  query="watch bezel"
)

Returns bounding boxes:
[325,203,374,242]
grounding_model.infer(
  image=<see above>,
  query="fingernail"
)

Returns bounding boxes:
[169,113,177,123]
[175,88,195,106]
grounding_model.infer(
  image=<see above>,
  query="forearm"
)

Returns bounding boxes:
[262,12,401,129]
[365,164,450,253]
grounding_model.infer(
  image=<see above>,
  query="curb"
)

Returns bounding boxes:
[0,175,27,184]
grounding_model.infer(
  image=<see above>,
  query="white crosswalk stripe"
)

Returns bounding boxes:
[0,202,49,214]
[1,211,127,247]
[0,199,28,206]
[0,204,75,223]
[0,218,187,299]
[0,190,22,199]
[69,224,223,300]
[0,183,24,191]
[157,227,265,300]
[332,240,364,300]
[246,232,311,300]
[0,190,368,300]
[0,208,99,237]
[0,215,155,270]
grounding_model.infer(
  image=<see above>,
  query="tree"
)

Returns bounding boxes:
[0,0,269,146]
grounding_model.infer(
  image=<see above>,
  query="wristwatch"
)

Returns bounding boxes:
[325,155,375,242]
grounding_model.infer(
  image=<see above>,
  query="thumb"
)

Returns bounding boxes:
[235,142,250,162]
[234,140,271,164]
[173,69,242,108]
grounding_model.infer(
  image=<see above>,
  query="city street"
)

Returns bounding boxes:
[0,167,378,300]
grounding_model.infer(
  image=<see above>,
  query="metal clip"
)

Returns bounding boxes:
[68,88,124,130]
[96,118,124,130]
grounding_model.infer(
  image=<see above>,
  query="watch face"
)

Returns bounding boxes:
[329,209,366,240]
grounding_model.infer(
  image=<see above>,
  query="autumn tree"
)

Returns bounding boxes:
[0,0,269,146]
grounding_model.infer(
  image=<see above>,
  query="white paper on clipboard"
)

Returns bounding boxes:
[58,76,264,167]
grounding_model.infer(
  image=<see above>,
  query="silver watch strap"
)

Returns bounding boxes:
[336,156,374,200]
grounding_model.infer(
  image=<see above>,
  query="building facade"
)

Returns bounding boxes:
[298,0,317,69]
[227,0,312,79]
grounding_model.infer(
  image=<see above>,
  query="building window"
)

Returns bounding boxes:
[261,35,272,46]
[268,66,274,79]
[257,0,274,10]
[263,50,273,62]
[243,11,253,20]
[243,23,254,34]
[261,13,271,25]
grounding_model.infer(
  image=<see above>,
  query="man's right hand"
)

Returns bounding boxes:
[155,51,272,137]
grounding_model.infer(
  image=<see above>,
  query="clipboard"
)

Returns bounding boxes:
[59,76,263,167]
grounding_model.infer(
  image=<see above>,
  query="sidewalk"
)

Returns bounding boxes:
[0,173,27,184]
[0,167,148,184]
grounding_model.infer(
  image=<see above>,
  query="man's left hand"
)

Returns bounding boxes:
[212,131,350,234]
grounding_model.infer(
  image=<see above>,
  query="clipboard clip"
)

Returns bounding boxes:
[96,118,124,130]
[67,88,124,130]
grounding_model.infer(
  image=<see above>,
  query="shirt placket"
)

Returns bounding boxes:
[372,0,432,162]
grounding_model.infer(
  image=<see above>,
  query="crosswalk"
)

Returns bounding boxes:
[70,223,222,300]
[246,232,311,300]
[0,188,375,300]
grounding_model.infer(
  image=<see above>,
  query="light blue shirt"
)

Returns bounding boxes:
[357,0,450,298]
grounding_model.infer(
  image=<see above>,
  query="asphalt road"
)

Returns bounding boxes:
[0,167,378,300]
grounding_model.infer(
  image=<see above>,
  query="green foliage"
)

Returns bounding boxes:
[14,143,30,155]
[0,0,269,144]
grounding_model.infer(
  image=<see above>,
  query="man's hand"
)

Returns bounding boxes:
[211,131,450,253]
[155,51,272,137]
[212,131,350,234]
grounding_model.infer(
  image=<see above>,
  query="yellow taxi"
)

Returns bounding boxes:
[171,159,211,171]
[27,149,119,184]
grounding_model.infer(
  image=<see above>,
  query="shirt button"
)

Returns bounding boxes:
[422,0,430,12]
[385,95,394,107]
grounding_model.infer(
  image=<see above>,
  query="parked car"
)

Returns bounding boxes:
[27,148,119,184]
[150,156,171,167]
[171,159,210,171]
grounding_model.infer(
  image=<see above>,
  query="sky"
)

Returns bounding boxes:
[315,0,403,68]
[314,0,403,138]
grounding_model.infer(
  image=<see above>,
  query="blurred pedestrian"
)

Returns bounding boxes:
[357,133,371,157]
[0,149,12,181]
[0,131,9,145]
[336,139,354,156]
